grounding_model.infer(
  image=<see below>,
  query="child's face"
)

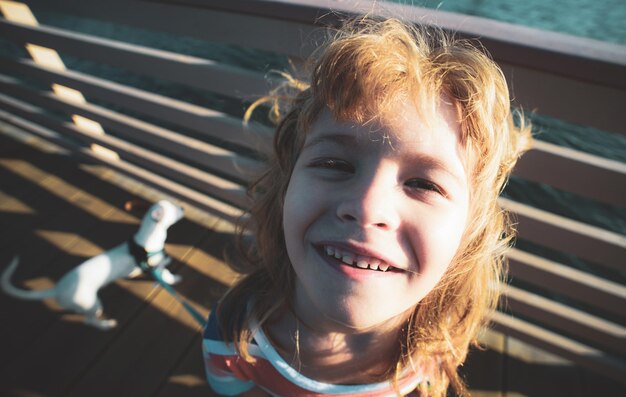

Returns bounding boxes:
[283,98,469,331]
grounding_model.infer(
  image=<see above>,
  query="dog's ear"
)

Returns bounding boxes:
[151,207,164,222]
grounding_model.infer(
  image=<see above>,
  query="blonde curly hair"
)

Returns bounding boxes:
[218,17,532,396]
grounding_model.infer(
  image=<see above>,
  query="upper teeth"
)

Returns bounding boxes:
[324,245,391,272]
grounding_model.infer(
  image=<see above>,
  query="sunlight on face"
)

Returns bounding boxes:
[283,98,469,333]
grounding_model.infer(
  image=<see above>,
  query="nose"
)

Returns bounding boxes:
[335,173,401,231]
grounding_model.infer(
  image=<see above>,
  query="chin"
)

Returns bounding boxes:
[318,299,412,333]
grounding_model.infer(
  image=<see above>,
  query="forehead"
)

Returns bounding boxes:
[306,97,462,153]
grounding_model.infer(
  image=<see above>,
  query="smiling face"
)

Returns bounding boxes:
[282,98,470,332]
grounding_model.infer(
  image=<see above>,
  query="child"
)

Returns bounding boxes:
[203,17,531,397]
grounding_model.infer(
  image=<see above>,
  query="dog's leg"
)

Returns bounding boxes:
[158,268,182,285]
[83,300,118,330]
[127,267,143,279]
[149,255,171,268]
[150,255,180,284]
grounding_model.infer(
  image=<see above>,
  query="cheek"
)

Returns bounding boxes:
[282,171,325,230]
[410,206,468,276]
[282,187,303,282]
[282,175,313,250]
[282,182,299,239]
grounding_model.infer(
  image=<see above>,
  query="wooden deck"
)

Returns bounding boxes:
[0,124,237,397]
[0,124,622,397]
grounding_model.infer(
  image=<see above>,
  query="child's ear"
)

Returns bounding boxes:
[151,207,164,222]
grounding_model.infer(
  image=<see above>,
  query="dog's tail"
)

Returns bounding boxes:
[1,256,57,300]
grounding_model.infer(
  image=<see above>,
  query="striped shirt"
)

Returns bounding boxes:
[202,309,427,396]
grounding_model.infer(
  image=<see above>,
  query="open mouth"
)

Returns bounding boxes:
[321,245,401,273]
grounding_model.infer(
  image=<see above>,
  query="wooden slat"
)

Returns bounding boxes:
[154,333,212,397]
[23,0,320,59]
[513,140,626,208]
[0,131,220,392]
[0,18,274,99]
[500,198,626,272]
[498,61,626,136]
[507,248,626,318]
[0,109,246,224]
[0,57,273,155]
[1,215,208,396]
[66,226,233,396]
[0,125,215,396]
[9,63,624,210]
[190,0,626,135]
[4,64,626,212]
[490,311,626,384]
[21,0,626,134]
[24,0,626,83]
[0,92,248,209]
[0,74,263,183]
[461,331,505,397]
[502,285,626,356]
[162,0,626,91]
[0,134,130,371]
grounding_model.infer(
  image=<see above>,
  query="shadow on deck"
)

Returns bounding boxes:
[0,126,621,397]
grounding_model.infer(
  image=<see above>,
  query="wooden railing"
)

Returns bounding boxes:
[1,0,624,384]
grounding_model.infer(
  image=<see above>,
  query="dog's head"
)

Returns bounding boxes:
[145,200,185,229]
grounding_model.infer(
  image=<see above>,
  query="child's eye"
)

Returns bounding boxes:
[404,178,445,196]
[309,158,354,173]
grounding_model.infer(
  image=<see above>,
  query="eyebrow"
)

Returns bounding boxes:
[302,133,357,151]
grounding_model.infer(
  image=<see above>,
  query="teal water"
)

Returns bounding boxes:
[389,0,626,44]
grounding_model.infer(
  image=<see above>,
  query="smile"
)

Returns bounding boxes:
[323,245,395,272]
